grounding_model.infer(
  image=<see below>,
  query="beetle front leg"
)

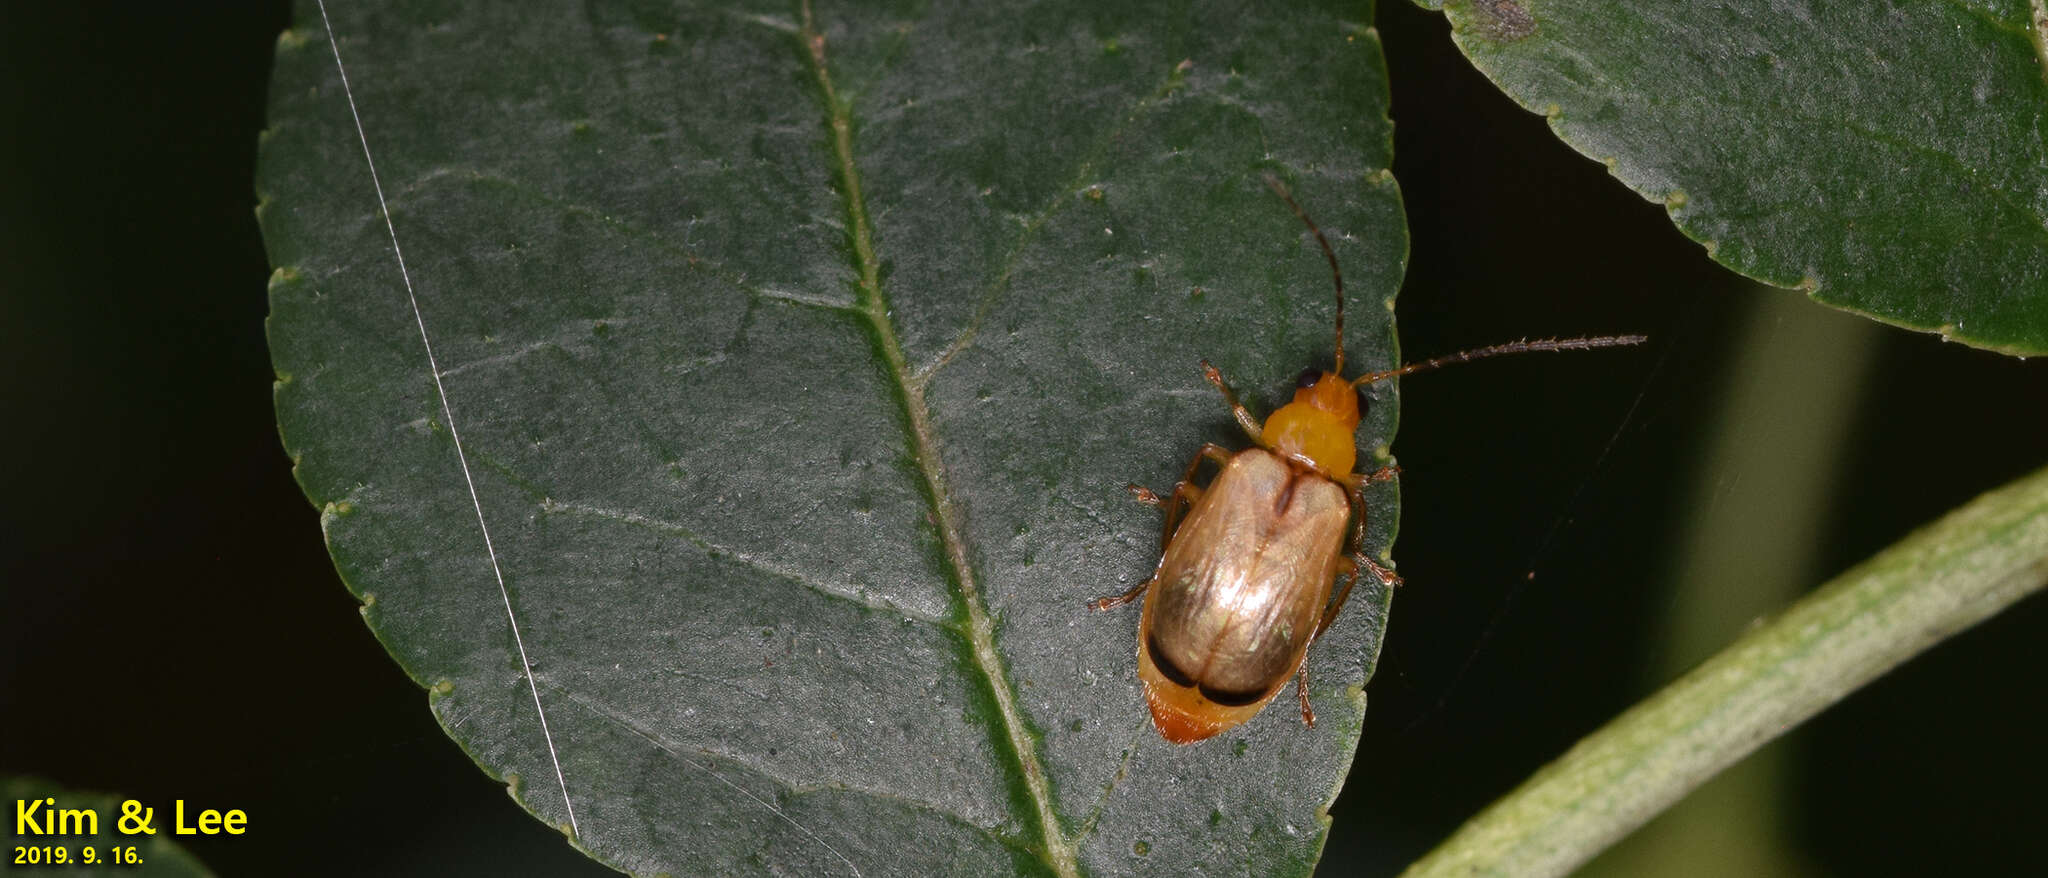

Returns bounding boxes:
[1200,360,1265,443]
[1339,466,1400,563]
[1341,464,1401,494]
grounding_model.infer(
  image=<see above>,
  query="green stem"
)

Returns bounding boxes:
[1401,464,2048,878]
[1584,289,1879,878]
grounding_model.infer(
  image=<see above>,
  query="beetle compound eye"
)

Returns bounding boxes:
[1356,388,1371,416]
[1295,368,1321,389]
[1146,634,1198,688]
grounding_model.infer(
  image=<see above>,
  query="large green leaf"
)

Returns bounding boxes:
[259,1,1404,874]
[1413,0,2048,355]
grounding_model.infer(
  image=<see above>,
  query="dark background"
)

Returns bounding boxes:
[3,2,2042,876]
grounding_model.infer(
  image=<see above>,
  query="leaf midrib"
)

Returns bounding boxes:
[796,6,1081,877]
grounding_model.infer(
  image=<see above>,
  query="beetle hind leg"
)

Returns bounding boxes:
[1295,665,1316,728]
[1088,577,1153,611]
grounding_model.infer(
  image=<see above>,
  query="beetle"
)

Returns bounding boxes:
[1091,176,1645,744]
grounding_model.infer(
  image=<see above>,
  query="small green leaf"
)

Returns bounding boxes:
[260,1,1404,875]
[1415,0,2048,354]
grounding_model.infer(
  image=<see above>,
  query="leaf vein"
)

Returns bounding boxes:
[552,685,1052,871]
[539,498,955,628]
[797,4,1080,875]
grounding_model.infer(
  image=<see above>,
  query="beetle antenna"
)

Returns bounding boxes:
[1264,173,1345,374]
[1351,335,1649,387]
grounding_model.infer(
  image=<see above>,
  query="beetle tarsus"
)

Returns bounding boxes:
[1363,554,1402,589]
[1126,483,1163,506]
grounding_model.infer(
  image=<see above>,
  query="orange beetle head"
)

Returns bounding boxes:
[1288,368,1363,426]
[1259,368,1363,478]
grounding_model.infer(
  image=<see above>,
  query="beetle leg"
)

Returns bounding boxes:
[1100,444,1234,611]
[1340,464,1401,492]
[1310,478,1405,641]
[1334,555,1357,579]
[1160,483,1206,548]
[1298,552,1402,722]
[1363,554,1402,589]
[1160,443,1232,536]
[1336,464,1400,577]
[1200,360,1265,443]
[1348,467,1405,592]
[1338,467,1400,558]
[1088,578,1153,611]
[1314,552,1402,641]
[1130,480,1208,549]
[1295,664,1316,728]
